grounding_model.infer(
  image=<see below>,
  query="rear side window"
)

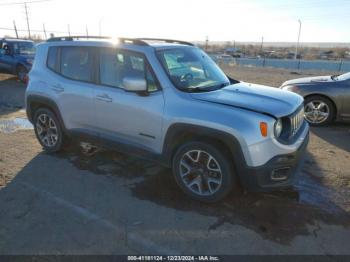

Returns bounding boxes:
[60,47,93,82]
[47,46,59,72]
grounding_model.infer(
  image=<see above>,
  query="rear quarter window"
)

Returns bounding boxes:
[47,46,59,72]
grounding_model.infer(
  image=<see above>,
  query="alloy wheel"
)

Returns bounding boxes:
[304,100,330,124]
[179,150,223,196]
[36,113,59,147]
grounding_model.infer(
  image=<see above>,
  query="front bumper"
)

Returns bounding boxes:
[238,132,309,192]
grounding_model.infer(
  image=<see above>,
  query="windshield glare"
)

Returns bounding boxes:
[14,42,35,55]
[336,72,350,81]
[157,47,230,91]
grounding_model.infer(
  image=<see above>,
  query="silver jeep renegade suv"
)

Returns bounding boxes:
[25,36,309,202]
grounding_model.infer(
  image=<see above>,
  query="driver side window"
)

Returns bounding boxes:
[2,43,11,55]
[99,48,159,92]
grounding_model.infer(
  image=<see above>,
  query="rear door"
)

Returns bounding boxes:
[93,48,164,153]
[46,46,98,134]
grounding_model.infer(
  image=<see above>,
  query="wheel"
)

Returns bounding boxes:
[33,108,64,152]
[16,65,28,83]
[304,96,335,126]
[172,141,235,202]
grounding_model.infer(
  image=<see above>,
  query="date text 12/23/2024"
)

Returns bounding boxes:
[127,256,220,261]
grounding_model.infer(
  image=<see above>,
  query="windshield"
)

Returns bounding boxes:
[13,42,35,55]
[157,47,230,91]
[335,72,350,81]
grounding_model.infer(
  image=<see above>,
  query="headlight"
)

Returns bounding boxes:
[282,85,297,92]
[274,118,283,137]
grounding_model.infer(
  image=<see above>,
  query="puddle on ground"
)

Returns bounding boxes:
[56,144,350,245]
[0,118,33,133]
[129,169,350,244]
[56,143,161,180]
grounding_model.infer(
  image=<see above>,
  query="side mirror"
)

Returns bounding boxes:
[122,76,147,92]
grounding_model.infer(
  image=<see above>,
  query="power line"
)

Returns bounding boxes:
[0,0,50,6]
[0,0,52,39]
[0,26,82,34]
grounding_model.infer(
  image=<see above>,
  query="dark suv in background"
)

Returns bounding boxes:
[0,38,35,82]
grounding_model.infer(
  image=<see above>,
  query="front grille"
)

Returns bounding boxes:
[290,107,304,136]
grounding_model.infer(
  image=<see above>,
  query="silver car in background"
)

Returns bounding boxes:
[281,72,350,126]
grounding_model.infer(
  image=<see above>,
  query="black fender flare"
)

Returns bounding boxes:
[161,123,247,171]
[26,94,67,132]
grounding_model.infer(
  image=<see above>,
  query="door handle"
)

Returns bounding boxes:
[96,94,112,102]
[51,84,64,93]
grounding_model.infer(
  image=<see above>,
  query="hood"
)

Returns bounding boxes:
[281,75,333,87]
[190,82,303,118]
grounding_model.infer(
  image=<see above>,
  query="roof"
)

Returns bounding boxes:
[1,38,34,43]
[45,36,195,49]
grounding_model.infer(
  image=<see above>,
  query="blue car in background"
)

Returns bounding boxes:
[0,38,35,82]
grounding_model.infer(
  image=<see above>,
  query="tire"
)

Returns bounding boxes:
[16,65,28,83]
[304,95,335,126]
[172,141,235,202]
[33,108,65,152]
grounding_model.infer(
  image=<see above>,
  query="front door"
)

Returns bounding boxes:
[340,79,350,120]
[94,48,164,153]
[0,42,15,72]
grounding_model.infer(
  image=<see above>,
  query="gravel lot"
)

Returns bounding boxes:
[0,67,349,255]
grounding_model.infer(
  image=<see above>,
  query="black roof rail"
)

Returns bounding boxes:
[1,37,32,41]
[118,37,149,46]
[45,36,193,47]
[46,36,149,46]
[136,38,194,46]
[47,36,112,42]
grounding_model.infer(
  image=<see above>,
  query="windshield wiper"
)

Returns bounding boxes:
[182,82,230,93]
[197,82,230,91]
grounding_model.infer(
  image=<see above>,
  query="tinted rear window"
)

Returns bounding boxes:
[47,46,59,72]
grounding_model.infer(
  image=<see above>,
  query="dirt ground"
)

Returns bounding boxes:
[0,67,350,255]
[222,64,339,87]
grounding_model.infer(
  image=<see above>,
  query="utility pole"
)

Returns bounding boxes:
[295,19,302,60]
[24,2,31,39]
[43,23,47,39]
[86,25,89,37]
[99,18,104,36]
[205,36,209,51]
[260,36,264,53]
[13,20,19,38]
[67,24,71,36]
[233,40,235,48]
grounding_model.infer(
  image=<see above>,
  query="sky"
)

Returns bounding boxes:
[0,0,350,43]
